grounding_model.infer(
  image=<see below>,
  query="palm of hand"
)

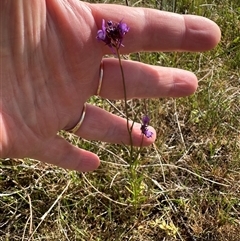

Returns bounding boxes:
[1,1,102,170]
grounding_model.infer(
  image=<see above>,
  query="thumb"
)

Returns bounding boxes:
[33,136,100,172]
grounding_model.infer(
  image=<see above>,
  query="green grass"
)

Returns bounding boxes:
[1,0,240,240]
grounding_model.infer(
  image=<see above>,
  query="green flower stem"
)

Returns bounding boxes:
[116,48,134,160]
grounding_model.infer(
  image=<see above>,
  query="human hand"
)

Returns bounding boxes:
[0,0,221,171]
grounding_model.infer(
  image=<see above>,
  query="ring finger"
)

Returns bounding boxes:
[75,103,156,146]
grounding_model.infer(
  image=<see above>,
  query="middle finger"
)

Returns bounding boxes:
[95,58,198,99]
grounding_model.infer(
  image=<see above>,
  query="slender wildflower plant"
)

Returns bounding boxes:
[97,19,153,207]
[97,19,153,163]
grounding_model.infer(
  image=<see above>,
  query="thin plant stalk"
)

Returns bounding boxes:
[116,48,134,160]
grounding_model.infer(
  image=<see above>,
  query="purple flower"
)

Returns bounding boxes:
[142,115,150,126]
[96,19,129,49]
[140,115,153,138]
[96,19,111,46]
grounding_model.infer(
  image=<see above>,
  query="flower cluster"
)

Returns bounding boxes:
[96,19,129,50]
[140,115,153,138]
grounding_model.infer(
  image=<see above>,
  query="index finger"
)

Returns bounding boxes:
[91,4,221,53]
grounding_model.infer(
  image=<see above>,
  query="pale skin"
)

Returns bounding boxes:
[0,0,221,171]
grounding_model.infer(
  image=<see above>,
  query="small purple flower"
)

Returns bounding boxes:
[140,115,153,138]
[96,19,111,46]
[96,19,129,50]
[142,115,150,126]
[119,22,129,36]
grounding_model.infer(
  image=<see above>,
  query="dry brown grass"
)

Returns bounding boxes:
[1,0,240,240]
